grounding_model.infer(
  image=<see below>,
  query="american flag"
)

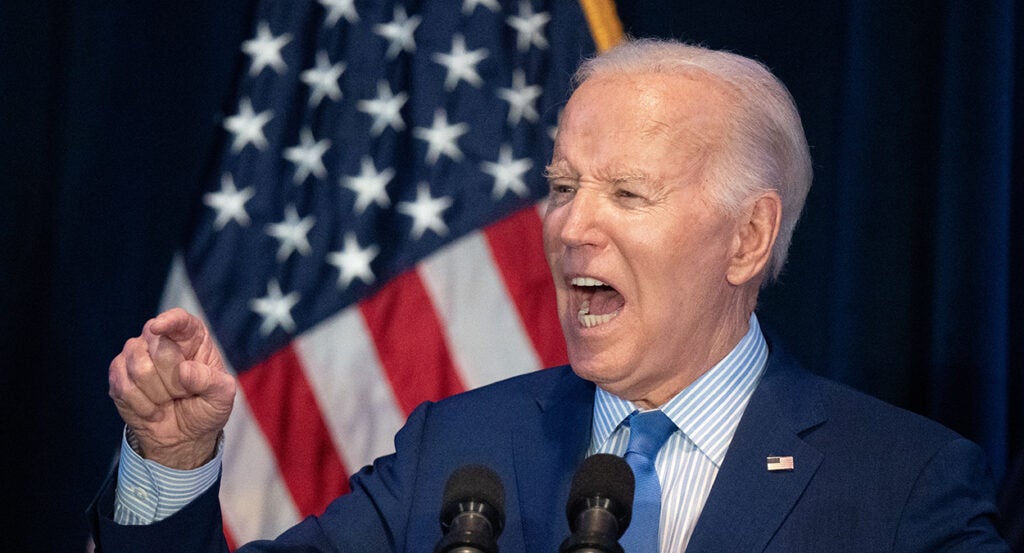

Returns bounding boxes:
[158,0,622,546]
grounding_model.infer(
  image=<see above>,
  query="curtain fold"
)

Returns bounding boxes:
[929,0,1016,478]
[824,0,1020,478]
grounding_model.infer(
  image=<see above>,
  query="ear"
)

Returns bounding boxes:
[727,191,782,286]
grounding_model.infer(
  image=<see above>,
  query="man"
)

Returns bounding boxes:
[89,39,1009,552]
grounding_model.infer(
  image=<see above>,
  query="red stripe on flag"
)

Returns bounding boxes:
[223,523,237,552]
[237,345,351,517]
[485,207,569,368]
[361,269,466,414]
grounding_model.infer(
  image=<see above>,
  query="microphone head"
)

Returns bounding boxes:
[566,453,634,535]
[440,464,506,534]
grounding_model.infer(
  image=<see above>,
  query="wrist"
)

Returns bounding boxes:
[129,429,222,470]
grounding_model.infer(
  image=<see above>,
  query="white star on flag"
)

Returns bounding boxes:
[374,6,421,59]
[397,183,453,239]
[497,69,542,125]
[204,174,255,229]
[223,97,273,153]
[481,144,533,199]
[507,1,550,52]
[265,205,316,261]
[357,80,409,137]
[242,21,292,76]
[413,109,470,165]
[284,128,331,184]
[300,51,345,107]
[327,233,380,288]
[432,34,489,91]
[319,0,359,26]
[249,279,300,336]
[343,156,394,214]
[462,0,500,15]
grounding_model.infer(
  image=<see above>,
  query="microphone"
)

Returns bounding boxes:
[434,464,506,553]
[559,454,635,553]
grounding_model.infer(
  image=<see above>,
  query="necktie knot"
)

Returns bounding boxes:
[626,410,676,460]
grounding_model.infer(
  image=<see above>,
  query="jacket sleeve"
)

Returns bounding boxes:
[893,437,1009,552]
[88,466,231,553]
[88,401,435,553]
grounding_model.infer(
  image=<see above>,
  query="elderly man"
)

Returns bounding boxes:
[89,39,1008,552]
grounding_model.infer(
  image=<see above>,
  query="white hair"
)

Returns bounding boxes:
[572,38,813,282]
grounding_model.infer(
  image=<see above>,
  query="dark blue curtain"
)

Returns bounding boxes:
[2,1,1020,551]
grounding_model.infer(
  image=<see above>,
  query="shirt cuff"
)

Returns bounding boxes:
[113,427,223,525]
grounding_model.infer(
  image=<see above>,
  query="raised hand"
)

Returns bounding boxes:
[108,308,236,469]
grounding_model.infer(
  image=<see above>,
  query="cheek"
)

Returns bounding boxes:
[541,218,569,304]
[632,224,725,300]
[541,212,563,254]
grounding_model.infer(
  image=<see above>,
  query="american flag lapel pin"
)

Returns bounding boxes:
[766,456,795,471]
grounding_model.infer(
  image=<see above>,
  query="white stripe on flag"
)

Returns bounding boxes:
[293,306,405,472]
[222,389,302,542]
[159,253,202,315]
[419,231,541,389]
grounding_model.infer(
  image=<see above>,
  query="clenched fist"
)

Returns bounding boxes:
[108,308,236,469]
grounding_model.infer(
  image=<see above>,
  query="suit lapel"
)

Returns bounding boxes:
[686,350,827,553]
[513,367,595,553]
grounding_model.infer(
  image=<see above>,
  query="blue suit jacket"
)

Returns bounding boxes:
[89,343,1008,552]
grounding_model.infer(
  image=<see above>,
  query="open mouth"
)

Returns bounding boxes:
[572,276,624,328]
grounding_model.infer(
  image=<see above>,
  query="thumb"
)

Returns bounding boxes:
[179,360,237,413]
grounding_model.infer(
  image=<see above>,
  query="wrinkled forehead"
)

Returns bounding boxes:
[552,71,734,171]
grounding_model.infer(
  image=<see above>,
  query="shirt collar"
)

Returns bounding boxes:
[591,313,768,467]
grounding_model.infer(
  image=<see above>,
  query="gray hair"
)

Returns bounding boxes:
[572,39,813,282]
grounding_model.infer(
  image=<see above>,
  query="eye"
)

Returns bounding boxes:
[614,187,648,206]
[547,180,576,206]
[550,182,575,194]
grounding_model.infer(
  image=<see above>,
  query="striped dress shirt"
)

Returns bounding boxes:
[114,428,223,525]
[588,314,768,552]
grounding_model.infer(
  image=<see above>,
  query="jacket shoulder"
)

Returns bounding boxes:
[757,341,981,490]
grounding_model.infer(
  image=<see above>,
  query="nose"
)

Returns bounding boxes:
[552,189,604,249]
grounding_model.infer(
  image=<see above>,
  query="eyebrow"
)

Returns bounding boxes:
[600,168,653,186]
[544,160,656,187]
[543,159,574,180]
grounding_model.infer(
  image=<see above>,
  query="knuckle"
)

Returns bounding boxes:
[108,364,129,395]
[125,357,152,380]
[134,400,157,420]
[121,337,137,353]
[120,391,156,419]
[123,336,146,355]
[109,352,125,373]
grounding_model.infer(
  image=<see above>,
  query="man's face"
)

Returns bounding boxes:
[543,72,749,408]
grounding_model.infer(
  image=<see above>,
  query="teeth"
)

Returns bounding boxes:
[580,312,617,328]
[571,277,606,287]
[577,299,619,328]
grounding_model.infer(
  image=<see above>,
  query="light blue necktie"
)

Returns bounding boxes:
[619,410,676,553]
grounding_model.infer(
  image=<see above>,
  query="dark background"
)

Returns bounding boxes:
[2,1,1021,551]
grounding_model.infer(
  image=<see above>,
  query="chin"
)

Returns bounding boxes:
[567,351,629,388]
